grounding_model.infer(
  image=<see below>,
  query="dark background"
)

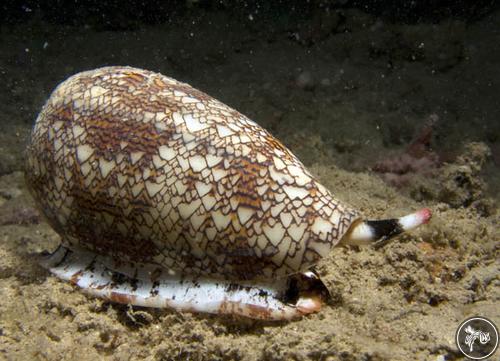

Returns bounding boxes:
[1,0,498,28]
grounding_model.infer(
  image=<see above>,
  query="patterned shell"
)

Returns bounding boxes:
[25,66,359,281]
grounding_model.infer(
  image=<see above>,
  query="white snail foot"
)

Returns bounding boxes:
[40,245,329,321]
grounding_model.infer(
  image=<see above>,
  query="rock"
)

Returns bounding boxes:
[438,142,491,207]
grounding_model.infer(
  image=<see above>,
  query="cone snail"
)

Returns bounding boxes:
[25,66,432,320]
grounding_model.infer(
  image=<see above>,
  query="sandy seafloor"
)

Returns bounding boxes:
[0,4,499,361]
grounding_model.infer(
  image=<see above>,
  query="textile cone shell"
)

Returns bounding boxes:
[25,66,359,282]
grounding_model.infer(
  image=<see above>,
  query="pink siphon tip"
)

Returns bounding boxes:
[417,208,432,224]
[398,208,432,231]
